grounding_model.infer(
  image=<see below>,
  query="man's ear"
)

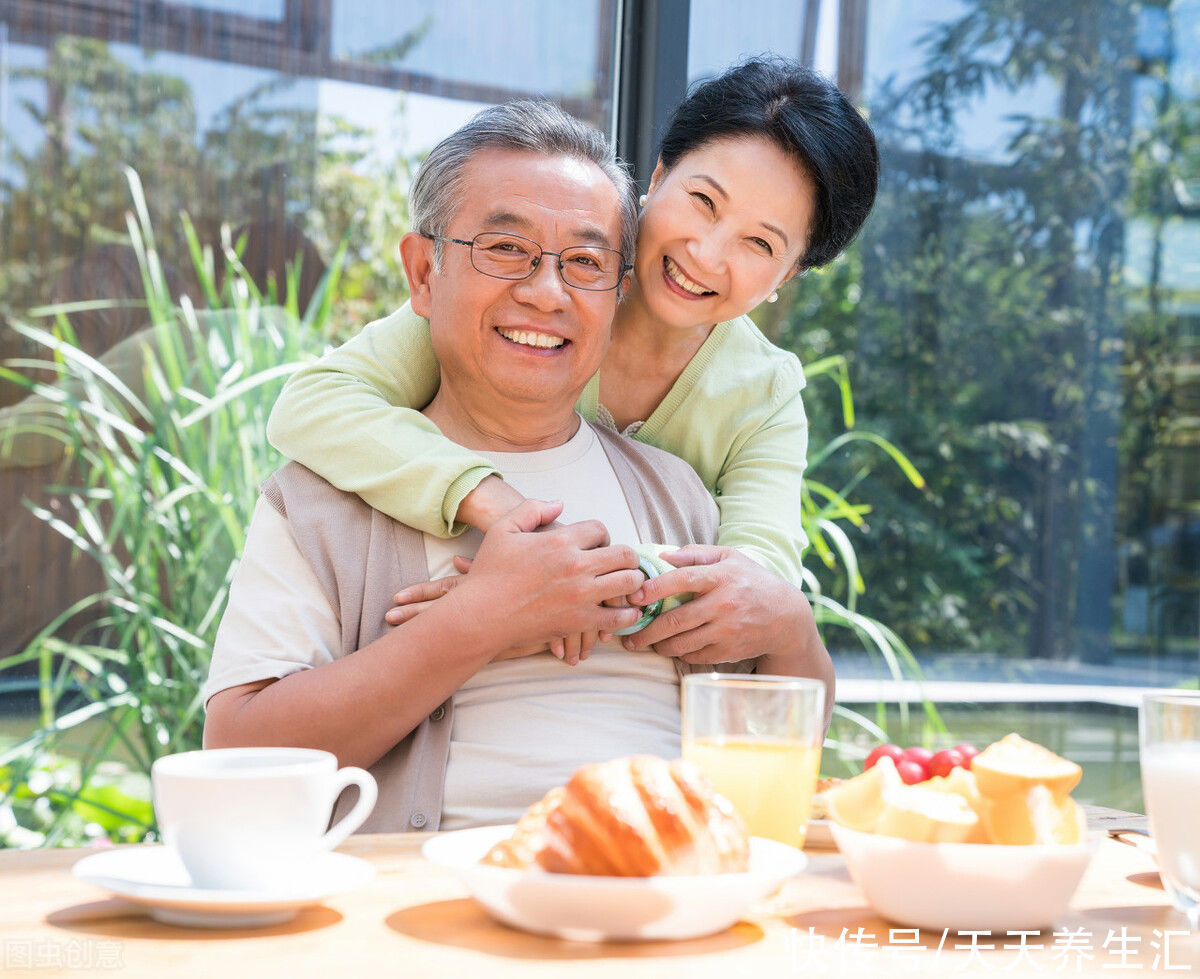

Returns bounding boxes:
[617,270,632,302]
[400,232,435,318]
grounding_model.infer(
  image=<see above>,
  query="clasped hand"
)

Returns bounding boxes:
[385,499,643,664]
[616,545,821,667]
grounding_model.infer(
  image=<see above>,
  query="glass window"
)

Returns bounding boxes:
[687,0,1200,810]
[330,0,617,131]
[0,2,619,750]
[0,1,620,344]
[190,0,285,15]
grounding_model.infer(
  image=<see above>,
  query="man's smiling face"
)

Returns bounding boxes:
[412,147,625,420]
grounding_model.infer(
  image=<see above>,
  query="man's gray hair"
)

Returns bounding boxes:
[410,99,637,268]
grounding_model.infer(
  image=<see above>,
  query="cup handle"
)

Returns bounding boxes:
[320,766,378,850]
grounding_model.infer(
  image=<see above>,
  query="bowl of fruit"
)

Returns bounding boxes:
[819,734,1098,932]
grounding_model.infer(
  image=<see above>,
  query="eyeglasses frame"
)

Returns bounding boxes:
[420,231,632,292]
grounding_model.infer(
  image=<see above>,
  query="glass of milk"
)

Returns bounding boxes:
[1140,694,1200,930]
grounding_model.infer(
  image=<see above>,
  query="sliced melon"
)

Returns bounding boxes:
[972,733,1082,800]
[821,755,902,833]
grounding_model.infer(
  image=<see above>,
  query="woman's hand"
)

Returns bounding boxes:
[619,545,831,677]
[386,572,464,626]
[488,634,601,667]
[456,473,527,532]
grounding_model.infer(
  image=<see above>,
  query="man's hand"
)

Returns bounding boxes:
[445,554,604,666]
[386,514,619,666]
[387,575,580,663]
[449,499,643,651]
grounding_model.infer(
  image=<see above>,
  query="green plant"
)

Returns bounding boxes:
[791,349,942,770]
[0,169,340,846]
[805,0,1197,663]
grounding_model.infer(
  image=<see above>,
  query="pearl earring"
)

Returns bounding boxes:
[638,194,648,207]
[767,291,779,304]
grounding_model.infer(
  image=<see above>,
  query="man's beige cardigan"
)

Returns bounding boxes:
[260,422,757,834]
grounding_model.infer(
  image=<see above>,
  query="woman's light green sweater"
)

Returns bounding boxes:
[266,301,810,584]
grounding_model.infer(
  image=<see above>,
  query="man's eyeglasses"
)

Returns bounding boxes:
[421,232,631,292]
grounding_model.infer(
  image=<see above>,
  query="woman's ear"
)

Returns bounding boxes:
[646,156,667,196]
[778,263,808,289]
[399,233,435,317]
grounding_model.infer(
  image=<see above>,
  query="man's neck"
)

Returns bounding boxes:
[422,386,581,452]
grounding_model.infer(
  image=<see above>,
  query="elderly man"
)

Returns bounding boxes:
[203,101,827,833]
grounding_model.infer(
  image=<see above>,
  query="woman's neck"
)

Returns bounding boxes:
[599,278,717,429]
[610,278,713,365]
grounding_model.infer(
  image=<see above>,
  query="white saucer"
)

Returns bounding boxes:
[72,845,374,928]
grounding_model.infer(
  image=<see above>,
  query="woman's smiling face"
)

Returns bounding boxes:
[633,135,817,330]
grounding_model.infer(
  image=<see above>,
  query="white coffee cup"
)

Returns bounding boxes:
[152,747,377,891]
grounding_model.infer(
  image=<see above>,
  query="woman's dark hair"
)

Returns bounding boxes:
[658,56,878,270]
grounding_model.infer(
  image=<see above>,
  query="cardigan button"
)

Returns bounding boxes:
[410,811,427,829]
[430,705,446,722]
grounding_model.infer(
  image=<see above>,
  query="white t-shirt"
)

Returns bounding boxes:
[203,498,341,706]
[432,419,680,829]
[204,418,682,829]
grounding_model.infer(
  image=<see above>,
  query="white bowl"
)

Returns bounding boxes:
[421,824,806,941]
[830,822,1100,932]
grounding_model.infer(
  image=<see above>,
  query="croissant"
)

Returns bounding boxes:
[481,755,750,876]
[479,786,565,870]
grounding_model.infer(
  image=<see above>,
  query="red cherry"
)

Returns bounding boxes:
[864,744,905,771]
[954,743,980,769]
[929,748,965,779]
[896,760,928,785]
[900,746,934,780]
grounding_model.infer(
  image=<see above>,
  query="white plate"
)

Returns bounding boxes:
[72,845,374,928]
[422,824,806,942]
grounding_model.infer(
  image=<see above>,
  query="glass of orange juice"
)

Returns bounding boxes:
[682,674,825,849]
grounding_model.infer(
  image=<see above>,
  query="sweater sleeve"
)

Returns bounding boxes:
[711,382,810,586]
[266,302,500,537]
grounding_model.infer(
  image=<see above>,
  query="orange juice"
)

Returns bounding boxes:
[683,737,821,847]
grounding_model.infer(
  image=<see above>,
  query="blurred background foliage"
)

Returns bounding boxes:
[760,0,1199,661]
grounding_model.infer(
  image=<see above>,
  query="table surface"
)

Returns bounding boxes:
[1,825,1196,978]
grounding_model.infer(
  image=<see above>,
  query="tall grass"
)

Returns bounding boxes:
[0,169,339,846]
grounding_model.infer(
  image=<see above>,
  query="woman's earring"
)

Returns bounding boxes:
[767,291,779,304]
[638,194,648,207]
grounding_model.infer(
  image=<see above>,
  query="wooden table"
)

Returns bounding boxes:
[1,831,1196,977]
